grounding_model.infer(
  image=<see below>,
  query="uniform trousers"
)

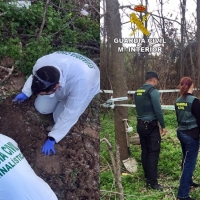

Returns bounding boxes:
[137,120,161,185]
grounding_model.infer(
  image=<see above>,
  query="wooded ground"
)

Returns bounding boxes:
[0,74,100,200]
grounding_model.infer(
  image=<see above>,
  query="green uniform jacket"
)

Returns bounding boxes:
[134,83,165,128]
[175,95,198,130]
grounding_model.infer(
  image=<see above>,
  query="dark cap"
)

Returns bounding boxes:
[145,71,159,80]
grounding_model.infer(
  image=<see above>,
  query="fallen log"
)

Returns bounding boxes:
[129,134,140,145]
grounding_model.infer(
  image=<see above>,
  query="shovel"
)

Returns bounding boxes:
[122,119,137,173]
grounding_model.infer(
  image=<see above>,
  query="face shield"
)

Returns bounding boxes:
[32,73,55,89]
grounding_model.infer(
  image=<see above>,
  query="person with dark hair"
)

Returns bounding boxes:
[175,77,200,200]
[31,66,60,95]
[0,133,58,200]
[13,51,100,156]
[134,71,166,191]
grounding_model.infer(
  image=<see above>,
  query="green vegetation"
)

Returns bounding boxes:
[0,1,99,74]
[100,109,200,199]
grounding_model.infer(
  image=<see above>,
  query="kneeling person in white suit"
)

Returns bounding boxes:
[0,133,58,200]
[14,51,100,156]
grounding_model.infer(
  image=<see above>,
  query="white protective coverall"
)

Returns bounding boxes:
[0,134,58,200]
[21,51,100,142]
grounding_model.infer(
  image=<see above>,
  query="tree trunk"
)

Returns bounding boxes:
[141,0,149,82]
[105,0,129,161]
[180,0,186,78]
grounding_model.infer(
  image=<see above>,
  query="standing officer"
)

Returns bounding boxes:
[13,51,100,156]
[175,77,200,200]
[134,71,166,191]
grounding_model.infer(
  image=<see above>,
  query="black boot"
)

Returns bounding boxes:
[146,183,163,191]
[190,182,200,187]
[178,197,195,200]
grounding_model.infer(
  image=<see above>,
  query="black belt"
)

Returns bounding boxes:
[137,119,157,125]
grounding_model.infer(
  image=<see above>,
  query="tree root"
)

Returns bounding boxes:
[0,65,14,82]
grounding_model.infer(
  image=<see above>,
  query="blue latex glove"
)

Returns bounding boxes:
[42,138,56,156]
[13,92,28,103]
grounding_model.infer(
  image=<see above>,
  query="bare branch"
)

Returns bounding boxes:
[100,137,117,175]
[37,0,50,42]
[151,13,181,25]
[0,12,7,17]
[88,0,100,15]
[100,138,124,200]
[51,15,77,36]
[122,13,181,26]
[76,45,100,52]
[115,144,124,200]
[119,5,134,10]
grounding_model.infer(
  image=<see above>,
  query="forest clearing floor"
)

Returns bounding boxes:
[0,74,100,200]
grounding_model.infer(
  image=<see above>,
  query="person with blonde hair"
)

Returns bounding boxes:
[175,77,200,200]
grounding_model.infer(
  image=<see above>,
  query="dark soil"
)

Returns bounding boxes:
[0,75,100,200]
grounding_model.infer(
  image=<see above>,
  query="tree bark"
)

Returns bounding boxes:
[105,0,129,161]
[141,0,149,84]
[180,0,186,78]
